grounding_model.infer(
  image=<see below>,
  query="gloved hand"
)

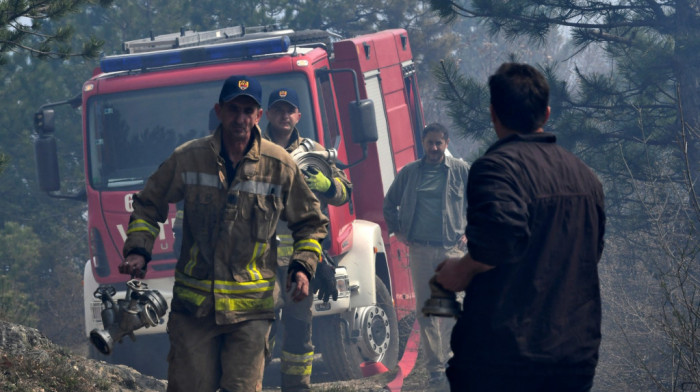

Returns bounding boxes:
[302,167,331,193]
[311,261,338,303]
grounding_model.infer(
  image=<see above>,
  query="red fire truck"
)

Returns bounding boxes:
[33,25,426,381]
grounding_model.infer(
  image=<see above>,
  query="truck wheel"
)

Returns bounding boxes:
[317,278,399,380]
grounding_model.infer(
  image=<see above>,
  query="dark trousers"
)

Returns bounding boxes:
[446,364,595,392]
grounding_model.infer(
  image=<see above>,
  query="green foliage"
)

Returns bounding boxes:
[0,222,41,281]
[427,0,700,172]
[0,0,113,65]
[0,222,42,326]
[0,276,38,326]
[0,153,7,174]
[0,1,110,345]
[432,58,493,144]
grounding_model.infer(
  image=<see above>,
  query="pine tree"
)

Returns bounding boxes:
[0,0,115,65]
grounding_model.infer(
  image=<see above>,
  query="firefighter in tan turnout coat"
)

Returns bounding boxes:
[119,75,328,392]
[264,87,352,391]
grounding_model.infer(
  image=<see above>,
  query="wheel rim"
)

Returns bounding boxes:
[353,304,391,362]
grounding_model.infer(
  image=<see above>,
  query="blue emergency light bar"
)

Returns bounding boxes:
[100,35,291,73]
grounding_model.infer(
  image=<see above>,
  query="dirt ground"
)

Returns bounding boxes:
[258,315,456,391]
[262,355,449,392]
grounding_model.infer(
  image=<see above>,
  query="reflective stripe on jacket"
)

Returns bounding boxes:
[123,125,328,324]
[264,127,352,263]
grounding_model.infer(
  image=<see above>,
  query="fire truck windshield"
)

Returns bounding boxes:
[86,74,316,190]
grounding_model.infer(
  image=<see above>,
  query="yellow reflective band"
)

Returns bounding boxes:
[277,235,294,247]
[174,286,206,306]
[281,364,313,376]
[246,242,266,280]
[335,178,348,203]
[294,239,322,256]
[215,295,274,312]
[213,278,275,294]
[126,219,159,237]
[175,271,275,294]
[277,246,294,257]
[277,234,294,257]
[281,350,314,363]
[175,271,211,292]
[184,243,199,275]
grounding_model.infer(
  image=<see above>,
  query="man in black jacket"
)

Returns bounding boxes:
[435,63,606,392]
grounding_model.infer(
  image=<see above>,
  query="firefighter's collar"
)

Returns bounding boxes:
[264,126,301,151]
[211,124,263,168]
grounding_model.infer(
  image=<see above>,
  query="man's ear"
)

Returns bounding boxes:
[489,105,499,126]
[543,106,551,125]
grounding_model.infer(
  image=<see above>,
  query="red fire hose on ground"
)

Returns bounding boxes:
[384,319,421,392]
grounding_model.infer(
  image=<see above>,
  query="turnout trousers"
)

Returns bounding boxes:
[166,310,271,392]
[274,265,315,391]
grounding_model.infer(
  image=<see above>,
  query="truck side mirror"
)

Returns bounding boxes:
[35,109,55,135]
[34,109,60,192]
[348,99,378,145]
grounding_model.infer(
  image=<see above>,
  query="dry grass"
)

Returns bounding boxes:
[0,350,111,392]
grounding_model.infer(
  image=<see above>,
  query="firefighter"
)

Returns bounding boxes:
[264,87,352,391]
[119,75,328,392]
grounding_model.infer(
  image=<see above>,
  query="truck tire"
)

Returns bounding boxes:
[316,278,399,380]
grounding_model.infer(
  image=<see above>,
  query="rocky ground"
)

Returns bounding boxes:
[0,320,444,392]
[0,320,166,392]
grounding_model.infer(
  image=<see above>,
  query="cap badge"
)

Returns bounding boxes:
[279,90,288,98]
[238,80,249,90]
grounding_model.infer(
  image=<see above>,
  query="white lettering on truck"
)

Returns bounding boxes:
[125,194,134,212]
[116,220,177,242]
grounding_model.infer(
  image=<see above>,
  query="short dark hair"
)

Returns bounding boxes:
[488,63,549,134]
[422,122,449,140]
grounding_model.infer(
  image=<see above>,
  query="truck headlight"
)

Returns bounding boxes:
[335,267,350,299]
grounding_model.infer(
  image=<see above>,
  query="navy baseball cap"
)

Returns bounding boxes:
[219,75,262,106]
[268,88,300,109]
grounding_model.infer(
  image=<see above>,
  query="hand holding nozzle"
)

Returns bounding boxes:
[422,275,461,318]
[302,166,332,192]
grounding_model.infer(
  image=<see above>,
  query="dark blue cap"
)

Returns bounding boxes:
[268,88,300,109]
[219,75,262,106]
